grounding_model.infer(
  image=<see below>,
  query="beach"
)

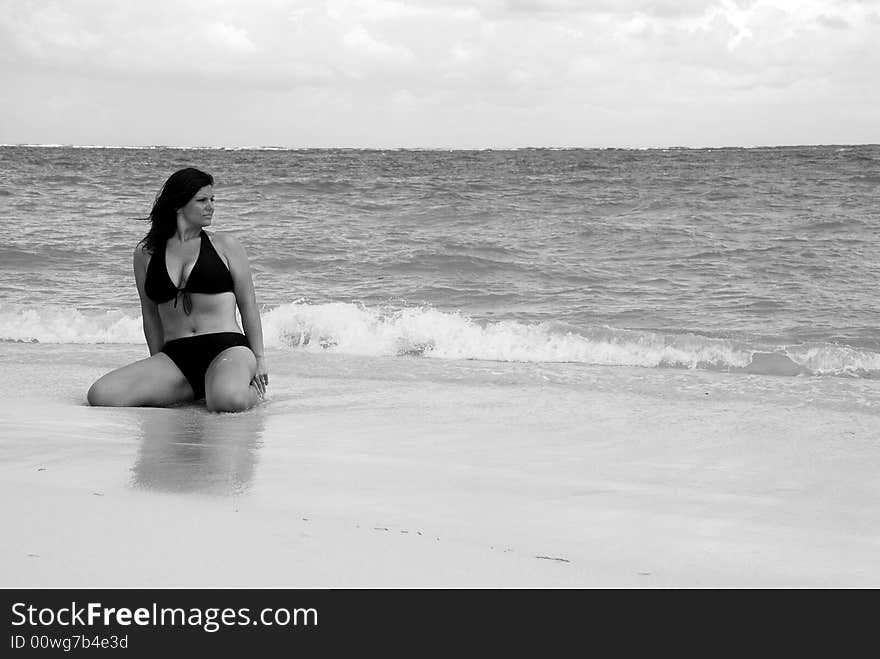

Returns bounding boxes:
[3,342,879,588]
[2,144,880,588]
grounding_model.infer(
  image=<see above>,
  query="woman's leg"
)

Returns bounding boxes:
[204,346,260,413]
[87,353,194,407]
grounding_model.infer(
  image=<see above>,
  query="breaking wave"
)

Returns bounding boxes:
[4,301,880,378]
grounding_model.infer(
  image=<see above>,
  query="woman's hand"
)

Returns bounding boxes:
[252,356,269,398]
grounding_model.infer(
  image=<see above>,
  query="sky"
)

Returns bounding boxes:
[0,0,878,148]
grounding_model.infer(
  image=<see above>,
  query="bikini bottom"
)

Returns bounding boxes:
[161,332,250,400]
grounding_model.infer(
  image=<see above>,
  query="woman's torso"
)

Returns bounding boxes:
[144,231,242,343]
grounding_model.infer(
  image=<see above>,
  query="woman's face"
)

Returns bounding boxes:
[178,185,214,227]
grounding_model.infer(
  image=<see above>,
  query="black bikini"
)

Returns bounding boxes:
[160,332,249,400]
[145,231,250,399]
[145,230,235,314]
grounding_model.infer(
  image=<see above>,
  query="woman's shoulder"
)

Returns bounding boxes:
[133,241,153,263]
[132,241,154,278]
[205,230,244,253]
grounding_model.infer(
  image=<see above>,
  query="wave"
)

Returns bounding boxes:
[4,301,880,378]
[0,304,142,344]
[0,247,43,267]
[260,301,880,378]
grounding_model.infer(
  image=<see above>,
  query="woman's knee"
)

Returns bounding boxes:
[204,347,257,413]
[206,384,256,413]
[87,376,125,407]
[87,355,192,408]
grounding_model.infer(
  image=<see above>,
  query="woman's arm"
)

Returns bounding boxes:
[133,246,164,355]
[219,234,269,393]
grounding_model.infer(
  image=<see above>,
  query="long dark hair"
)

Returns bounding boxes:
[139,167,214,253]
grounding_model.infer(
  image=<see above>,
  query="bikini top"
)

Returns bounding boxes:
[144,231,234,314]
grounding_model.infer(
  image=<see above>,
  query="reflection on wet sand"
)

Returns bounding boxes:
[130,408,265,495]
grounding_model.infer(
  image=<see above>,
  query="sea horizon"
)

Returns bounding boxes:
[3,142,879,152]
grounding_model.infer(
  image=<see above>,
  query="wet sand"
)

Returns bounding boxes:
[2,345,880,587]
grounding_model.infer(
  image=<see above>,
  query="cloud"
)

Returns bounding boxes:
[2,0,873,94]
[342,24,408,59]
[500,0,720,19]
[1,0,878,146]
[204,22,258,53]
[817,13,849,29]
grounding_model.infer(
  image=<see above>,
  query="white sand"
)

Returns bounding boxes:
[2,345,880,587]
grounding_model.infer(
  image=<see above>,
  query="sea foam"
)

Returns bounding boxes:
[0,304,142,344]
[260,301,880,377]
[3,301,878,378]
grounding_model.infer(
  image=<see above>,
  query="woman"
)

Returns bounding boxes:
[88,167,268,412]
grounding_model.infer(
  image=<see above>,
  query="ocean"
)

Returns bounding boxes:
[1,144,879,412]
